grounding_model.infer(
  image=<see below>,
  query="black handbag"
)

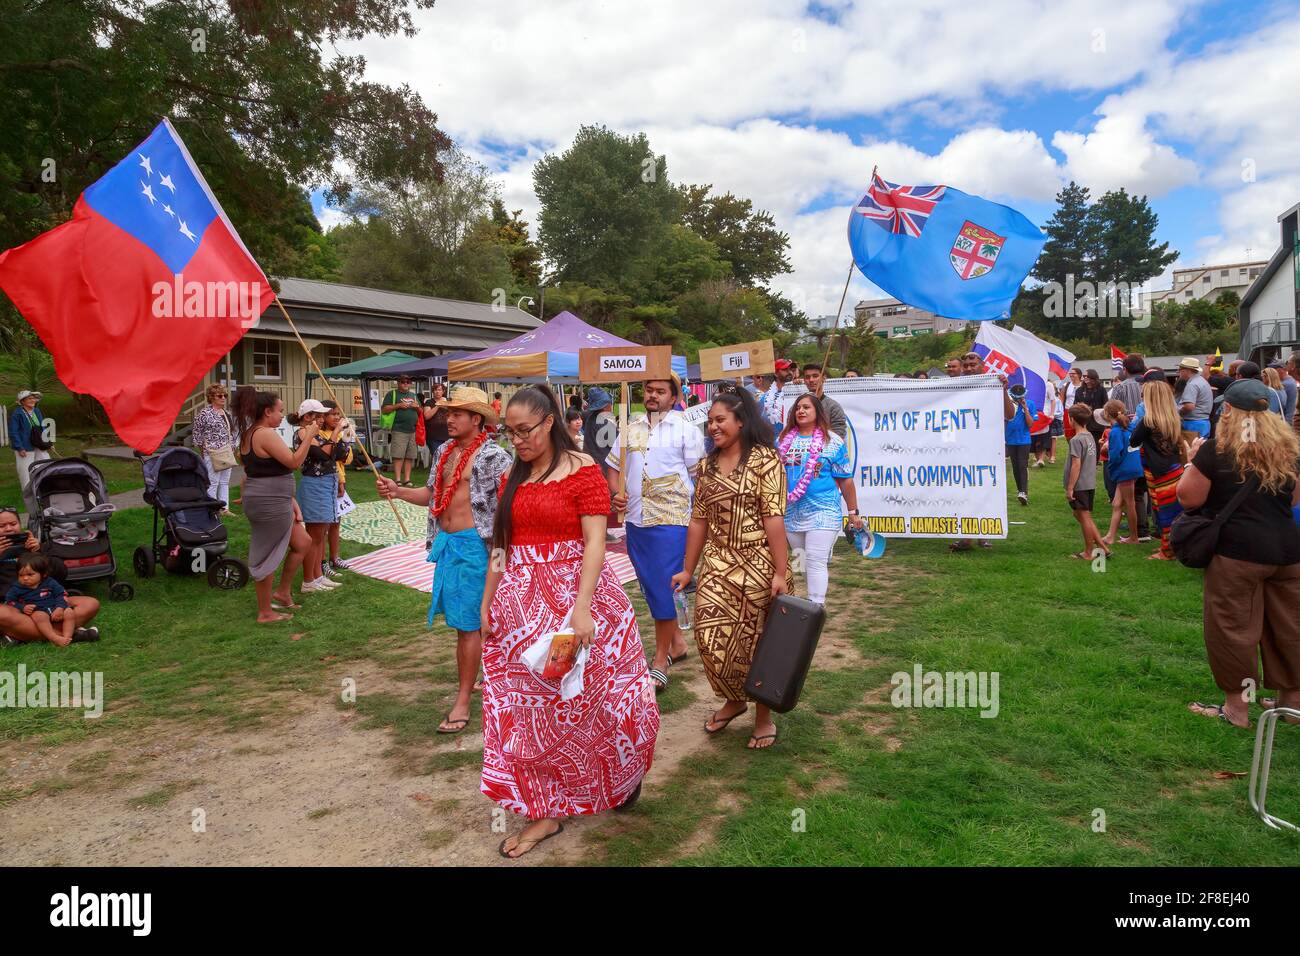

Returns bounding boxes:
[744,594,825,713]
[1169,475,1257,569]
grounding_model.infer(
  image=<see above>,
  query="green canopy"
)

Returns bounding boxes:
[306,350,418,380]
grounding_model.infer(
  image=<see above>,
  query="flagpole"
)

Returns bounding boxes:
[273,296,410,537]
[819,165,876,376]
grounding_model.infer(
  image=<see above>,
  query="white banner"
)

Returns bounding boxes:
[824,376,1008,539]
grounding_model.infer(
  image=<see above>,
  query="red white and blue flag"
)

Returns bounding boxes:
[1013,325,1075,381]
[0,118,273,452]
[1110,345,1127,374]
[973,322,1050,411]
[853,172,946,238]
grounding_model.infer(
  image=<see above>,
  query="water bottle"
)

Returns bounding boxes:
[674,589,691,630]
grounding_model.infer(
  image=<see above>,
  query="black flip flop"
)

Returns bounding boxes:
[649,668,669,694]
[704,706,747,734]
[498,820,564,859]
[1190,701,1248,727]
[437,715,470,734]
[667,650,689,666]
[747,731,779,750]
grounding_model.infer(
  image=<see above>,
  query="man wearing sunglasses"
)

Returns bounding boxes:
[0,507,103,645]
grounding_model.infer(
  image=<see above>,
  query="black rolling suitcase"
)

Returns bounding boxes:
[744,594,825,713]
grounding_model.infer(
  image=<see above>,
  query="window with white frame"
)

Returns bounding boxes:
[252,339,282,380]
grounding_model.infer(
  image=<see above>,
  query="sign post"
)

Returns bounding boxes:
[578,345,673,520]
[697,339,775,383]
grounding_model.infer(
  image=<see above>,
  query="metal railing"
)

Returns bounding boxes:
[1242,317,1297,358]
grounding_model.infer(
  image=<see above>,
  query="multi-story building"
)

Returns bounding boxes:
[853,297,968,338]
[1239,202,1299,365]
[1142,259,1269,312]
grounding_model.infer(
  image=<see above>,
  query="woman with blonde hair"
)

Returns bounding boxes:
[1179,380,1300,727]
[1129,374,1184,559]
[1262,366,1287,417]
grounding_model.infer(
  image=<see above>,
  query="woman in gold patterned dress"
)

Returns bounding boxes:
[672,387,791,750]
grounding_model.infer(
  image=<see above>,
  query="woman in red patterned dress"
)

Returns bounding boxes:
[480,386,658,859]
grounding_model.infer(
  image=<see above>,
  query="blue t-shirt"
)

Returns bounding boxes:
[1004,400,1037,446]
[781,431,853,532]
[5,577,70,613]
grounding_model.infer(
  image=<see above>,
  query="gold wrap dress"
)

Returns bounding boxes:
[691,444,792,701]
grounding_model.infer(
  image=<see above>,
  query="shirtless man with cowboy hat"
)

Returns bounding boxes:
[378,386,512,733]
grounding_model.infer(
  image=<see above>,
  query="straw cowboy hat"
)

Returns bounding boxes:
[437,386,498,426]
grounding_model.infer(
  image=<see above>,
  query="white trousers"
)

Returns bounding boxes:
[14,449,50,492]
[205,453,232,507]
[786,527,840,605]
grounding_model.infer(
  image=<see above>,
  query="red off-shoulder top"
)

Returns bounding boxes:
[500,463,612,546]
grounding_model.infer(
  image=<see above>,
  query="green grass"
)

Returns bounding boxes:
[0,468,431,746]
[595,463,1300,866]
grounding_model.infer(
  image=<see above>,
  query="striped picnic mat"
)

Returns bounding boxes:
[344,541,638,593]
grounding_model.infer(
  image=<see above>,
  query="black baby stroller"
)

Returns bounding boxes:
[134,446,249,589]
[23,457,134,601]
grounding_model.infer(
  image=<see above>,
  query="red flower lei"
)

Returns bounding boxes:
[430,430,490,517]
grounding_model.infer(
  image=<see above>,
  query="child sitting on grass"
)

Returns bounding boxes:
[1064,403,1110,560]
[4,553,75,646]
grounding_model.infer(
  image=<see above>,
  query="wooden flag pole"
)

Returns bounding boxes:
[820,164,876,375]
[273,296,409,537]
[616,381,629,520]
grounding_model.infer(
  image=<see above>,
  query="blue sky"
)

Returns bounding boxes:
[317,0,1300,315]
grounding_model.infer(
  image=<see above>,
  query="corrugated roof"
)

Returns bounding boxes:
[250,311,499,350]
[272,277,542,333]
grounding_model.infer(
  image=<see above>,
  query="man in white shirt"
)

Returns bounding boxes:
[609,374,706,693]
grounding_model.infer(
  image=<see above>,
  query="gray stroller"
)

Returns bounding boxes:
[22,456,133,601]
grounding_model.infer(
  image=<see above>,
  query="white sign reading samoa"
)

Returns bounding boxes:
[599,354,647,374]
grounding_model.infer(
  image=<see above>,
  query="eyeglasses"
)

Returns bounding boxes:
[503,417,549,443]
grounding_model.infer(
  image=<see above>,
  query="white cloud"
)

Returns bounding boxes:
[327,0,1300,319]
[1053,113,1197,196]
[315,206,351,232]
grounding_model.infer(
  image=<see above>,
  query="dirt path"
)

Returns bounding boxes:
[0,566,894,866]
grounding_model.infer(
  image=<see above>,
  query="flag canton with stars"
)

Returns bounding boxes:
[83,123,218,274]
[853,172,947,238]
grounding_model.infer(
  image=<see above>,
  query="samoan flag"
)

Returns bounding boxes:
[0,118,272,452]
[848,171,1045,321]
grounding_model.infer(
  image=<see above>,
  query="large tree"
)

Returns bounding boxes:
[334,149,513,302]
[0,0,451,276]
[678,184,792,287]
[532,125,681,287]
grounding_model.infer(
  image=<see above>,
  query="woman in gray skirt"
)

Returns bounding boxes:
[233,388,317,623]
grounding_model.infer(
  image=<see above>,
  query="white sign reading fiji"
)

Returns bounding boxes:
[599,354,647,374]
[720,350,751,372]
